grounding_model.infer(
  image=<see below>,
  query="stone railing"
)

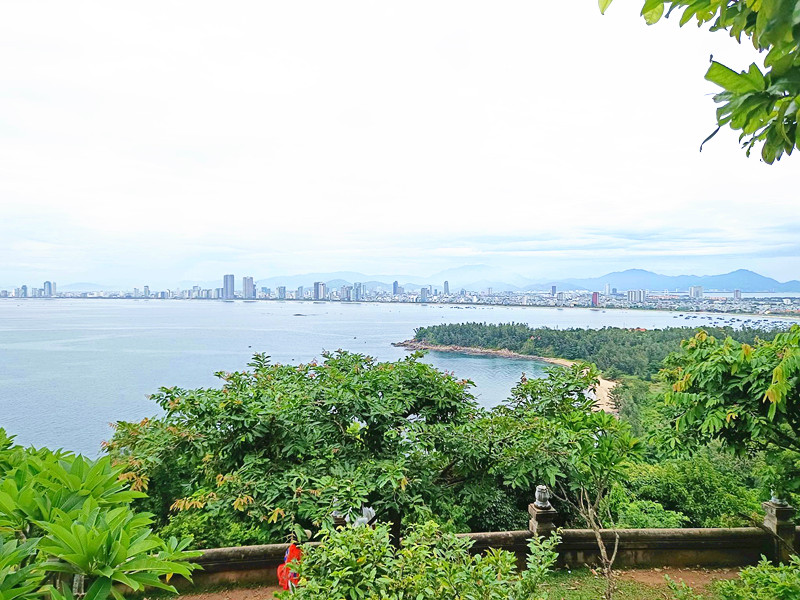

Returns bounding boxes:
[184,500,798,589]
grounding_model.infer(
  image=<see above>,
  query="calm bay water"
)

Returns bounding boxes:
[0,299,796,456]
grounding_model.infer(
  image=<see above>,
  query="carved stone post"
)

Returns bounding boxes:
[763,500,796,564]
[528,485,558,538]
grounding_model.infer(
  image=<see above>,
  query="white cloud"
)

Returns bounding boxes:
[1,1,797,287]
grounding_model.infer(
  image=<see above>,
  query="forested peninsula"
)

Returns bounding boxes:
[401,323,780,379]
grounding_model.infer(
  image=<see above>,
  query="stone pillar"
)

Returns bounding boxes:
[528,485,558,538]
[762,501,796,564]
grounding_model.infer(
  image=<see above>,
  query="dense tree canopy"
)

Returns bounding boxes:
[662,324,800,499]
[602,0,800,163]
[412,323,776,378]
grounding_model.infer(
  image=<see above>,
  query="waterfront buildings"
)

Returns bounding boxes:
[242,276,255,300]
[277,286,286,300]
[314,281,326,300]
[223,275,235,299]
[690,285,704,299]
[591,291,599,307]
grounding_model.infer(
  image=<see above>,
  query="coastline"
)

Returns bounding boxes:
[393,339,618,412]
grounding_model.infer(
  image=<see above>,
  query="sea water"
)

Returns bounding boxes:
[0,299,794,456]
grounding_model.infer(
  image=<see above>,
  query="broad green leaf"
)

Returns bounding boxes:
[706,62,764,93]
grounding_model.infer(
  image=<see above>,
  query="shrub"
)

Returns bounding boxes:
[621,452,762,527]
[616,500,688,529]
[0,428,199,600]
[716,556,800,600]
[280,521,560,600]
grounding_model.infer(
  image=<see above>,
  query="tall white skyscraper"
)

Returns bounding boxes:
[242,276,255,299]
[223,274,235,299]
[314,281,326,300]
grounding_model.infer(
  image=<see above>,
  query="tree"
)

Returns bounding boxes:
[0,429,198,600]
[279,520,561,600]
[106,351,487,547]
[491,364,642,600]
[601,1,800,163]
[661,325,800,500]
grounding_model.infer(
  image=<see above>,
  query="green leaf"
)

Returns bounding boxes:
[642,1,664,25]
[599,0,614,15]
[705,62,765,93]
[83,578,112,600]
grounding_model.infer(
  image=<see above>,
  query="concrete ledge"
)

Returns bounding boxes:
[184,525,800,588]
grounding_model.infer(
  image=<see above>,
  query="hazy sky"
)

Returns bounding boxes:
[1,1,797,288]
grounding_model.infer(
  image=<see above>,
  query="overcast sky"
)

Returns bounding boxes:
[1,1,797,288]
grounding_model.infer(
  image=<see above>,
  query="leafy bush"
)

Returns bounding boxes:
[0,429,199,600]
[620,451,762,527]
[107,351,486,546]
[279,521,560,600]
[667,557,800,600]
[716,556,800,600]
[615,500,687,529]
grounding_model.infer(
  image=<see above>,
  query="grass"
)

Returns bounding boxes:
[539,569,723,600]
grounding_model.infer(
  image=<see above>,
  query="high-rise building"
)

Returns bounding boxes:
[551,285,557,296]
[314,281,326,300]
[604,283,611,296]
[419,287,428,302]
[443,281,449,295]
[591,292,600,307]
[612,287,617,295]
[733,289,742,300]
[43,281,52,297]
[223,274,235,299]
[689,285,704,299]
[242,276,255,299]
[277,286,286,300]
[133,288,140,298]
[20,285,28,298]
[296,286,304,300]
[143,285,150,298]
[392,280,399,295]
[353,282,363,301]
[627,289,646,303]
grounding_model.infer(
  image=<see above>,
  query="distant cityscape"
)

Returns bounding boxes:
[2,275,800,316]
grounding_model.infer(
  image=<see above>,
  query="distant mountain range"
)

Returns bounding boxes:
[261,267,800,293]
[56,267,800,294]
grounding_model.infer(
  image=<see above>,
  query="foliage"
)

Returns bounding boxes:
[413,323,777,378]
[278,521,561,600]
[107,351,490,546]
[618,450,762,527]
[601,1,800,163]
[662,325,800,499]
[715,556,800,599]
[0,429,199,600]
[615,499,688,529]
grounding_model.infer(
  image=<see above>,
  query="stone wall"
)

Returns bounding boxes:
[185,523,800,589]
